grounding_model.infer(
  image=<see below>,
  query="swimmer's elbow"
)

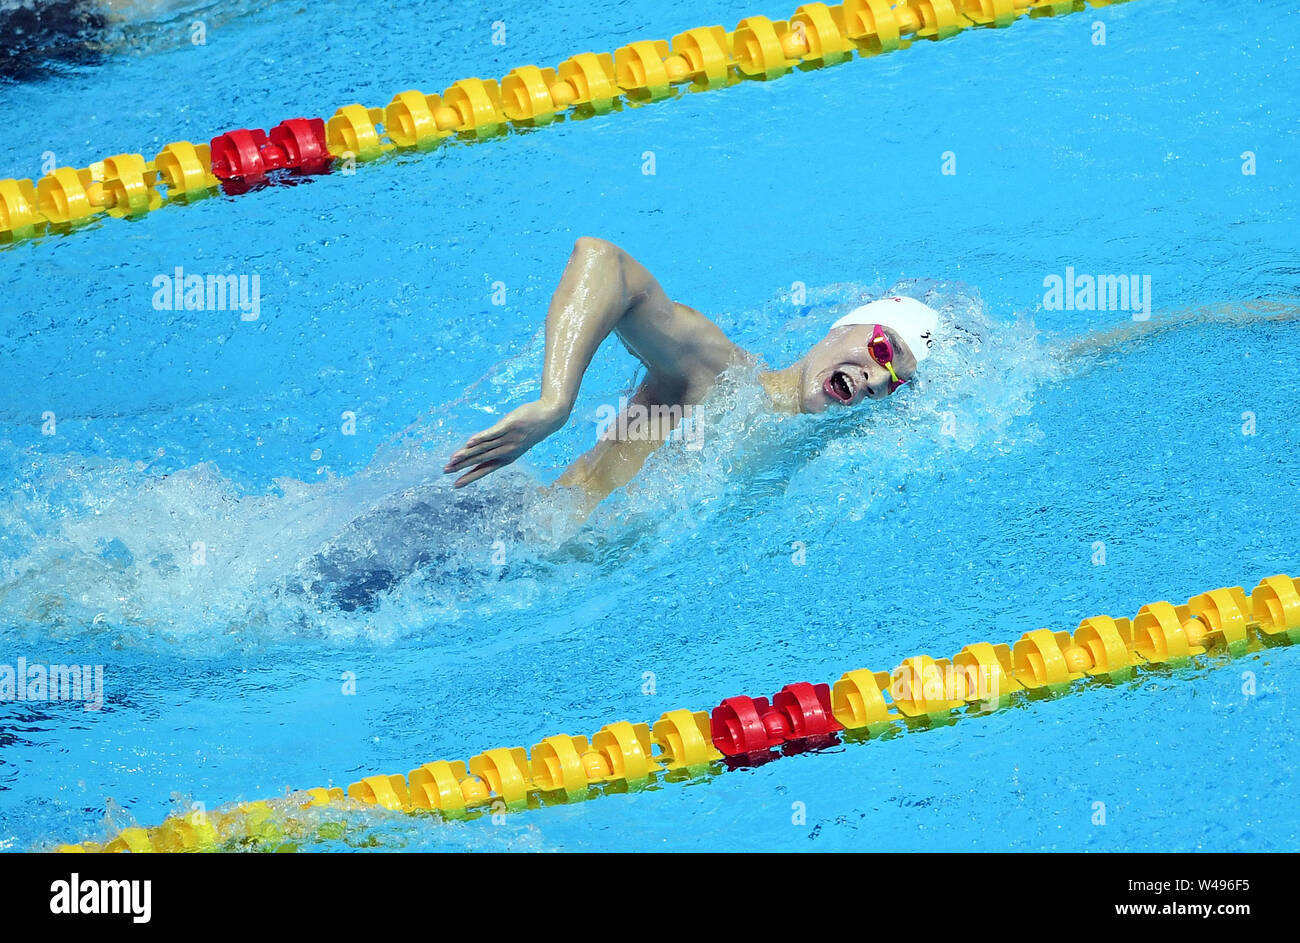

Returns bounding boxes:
[573,236,624,268]
[573,235,610,253]
[575,235,627,254]
[571,236,635,308]
[575,237,637,281]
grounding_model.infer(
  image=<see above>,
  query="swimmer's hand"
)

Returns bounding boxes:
[444,400,569,487]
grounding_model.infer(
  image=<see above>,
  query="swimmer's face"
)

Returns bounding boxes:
[798,324,918,413]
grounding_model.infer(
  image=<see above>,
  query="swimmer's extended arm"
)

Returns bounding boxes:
[445,237,739,488]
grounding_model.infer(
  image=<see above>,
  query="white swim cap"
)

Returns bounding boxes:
[831,296,940,362]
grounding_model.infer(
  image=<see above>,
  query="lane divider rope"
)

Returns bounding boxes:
[0,0,1133,246]
[55,571,1300,852]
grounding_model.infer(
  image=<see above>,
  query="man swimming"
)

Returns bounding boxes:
[444,237,940,513]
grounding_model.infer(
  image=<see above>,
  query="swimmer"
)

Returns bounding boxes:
[444,238,939,513]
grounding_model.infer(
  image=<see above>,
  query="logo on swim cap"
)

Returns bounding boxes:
[831,297,940,362]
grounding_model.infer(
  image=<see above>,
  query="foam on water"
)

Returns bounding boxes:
[585,280,1057,551]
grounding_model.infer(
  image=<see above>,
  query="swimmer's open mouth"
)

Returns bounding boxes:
[824,370,855,404]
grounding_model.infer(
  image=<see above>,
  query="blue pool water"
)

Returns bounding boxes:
[1,0,1298,851]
